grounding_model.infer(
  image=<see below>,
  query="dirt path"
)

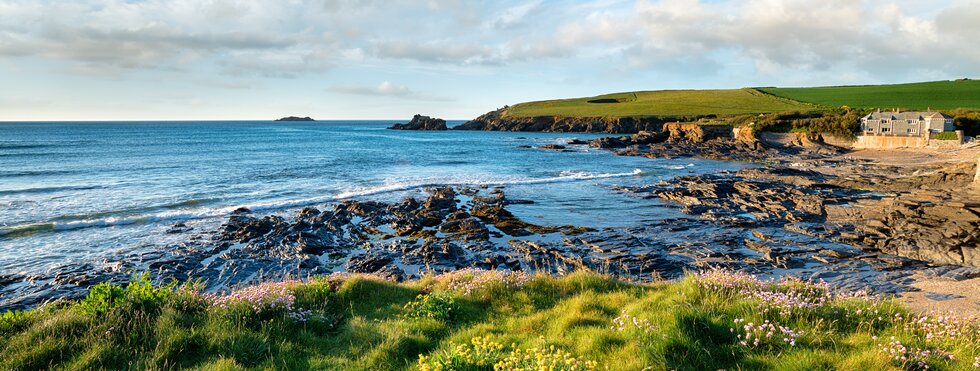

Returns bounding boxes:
[835,146,979,166]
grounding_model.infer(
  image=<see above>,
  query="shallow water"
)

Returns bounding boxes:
[0,121,750,275]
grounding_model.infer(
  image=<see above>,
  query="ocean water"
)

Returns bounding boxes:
[0,121,748,275]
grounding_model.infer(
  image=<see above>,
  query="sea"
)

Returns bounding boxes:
[0,121,749,277]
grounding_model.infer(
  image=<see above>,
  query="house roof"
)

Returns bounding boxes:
[862,111,952,120]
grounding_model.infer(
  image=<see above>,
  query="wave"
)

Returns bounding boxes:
[0,169,80,178]
[658,163,695,170]
[0,184,106,196]
[0,144,55,150]
[0,169,645,238]
[340,132,471,143]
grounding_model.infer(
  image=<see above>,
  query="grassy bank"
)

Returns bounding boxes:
[757,80,980,111]
[499,80,980,123]
[1,269,977,370]
[503,88,813,118]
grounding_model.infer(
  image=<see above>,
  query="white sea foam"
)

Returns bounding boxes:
[0,169,646,237]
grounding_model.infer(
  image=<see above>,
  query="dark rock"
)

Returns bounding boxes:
[540,144,566,150]
[389,114,448,130]
[924,292,964,301]
[345,252,394,273]
[438,212,489,239]
[166,222,193,234]
[342,200,385,217]
[221,216,278,242]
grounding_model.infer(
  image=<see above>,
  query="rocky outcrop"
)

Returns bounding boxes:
[629,167,870,227]
[453,107,667,133]
[627,159,980,269]
[389,114,448,130]
[586,126,781,161]
[662,123,732,142]
[829,193,980,268]
[830,161,978,193]
[588,131,667,149]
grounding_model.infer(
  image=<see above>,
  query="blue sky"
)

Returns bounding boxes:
[1,0,978,120]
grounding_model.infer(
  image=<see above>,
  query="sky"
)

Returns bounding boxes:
[1,0,979,121]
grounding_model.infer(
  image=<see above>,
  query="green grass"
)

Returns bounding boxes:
[758,80,980,110]
[503,88,814,118]
[499,80,980,120]
[1,270,977,370]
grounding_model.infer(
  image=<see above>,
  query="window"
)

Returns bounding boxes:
[907,128,917,134]
[881,127,891,133]
[866,127,875,132]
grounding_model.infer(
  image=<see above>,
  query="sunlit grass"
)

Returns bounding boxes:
[503,88,814,118]
[758,79,980,110]
[1,269,977,370]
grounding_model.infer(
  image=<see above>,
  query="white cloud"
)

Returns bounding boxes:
[490,1,544,29]
[540,0,980,81]
[5,0,976,80]
[330,81,453,101]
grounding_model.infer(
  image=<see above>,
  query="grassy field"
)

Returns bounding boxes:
[1,270,977,370]
[500,80,980,119]
[503,88,814,118]
[757,80,980,110]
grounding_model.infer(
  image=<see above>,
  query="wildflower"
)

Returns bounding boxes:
[733,319,800,349]
[206,280,312,321]
[437,268,530,299]
[693,268,875,317]
[878,339,955,369]
[611,310,657,334]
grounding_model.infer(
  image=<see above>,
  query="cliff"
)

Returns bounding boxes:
[453,107,669,133]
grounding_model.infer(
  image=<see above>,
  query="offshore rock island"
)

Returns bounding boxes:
[274,116,315,121]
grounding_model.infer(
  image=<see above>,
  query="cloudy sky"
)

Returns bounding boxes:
[1,0,978,120]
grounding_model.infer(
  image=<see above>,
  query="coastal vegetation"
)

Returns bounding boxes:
[495,80,980,137]
[1,270,977,370]
[758,80,980,111]
[503,88,815,118]
[729,108,864,138]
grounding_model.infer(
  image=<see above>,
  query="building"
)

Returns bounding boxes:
[860,109,954,136]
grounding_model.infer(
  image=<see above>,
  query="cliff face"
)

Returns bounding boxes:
[453,108,667,134]
[661,122,732,142]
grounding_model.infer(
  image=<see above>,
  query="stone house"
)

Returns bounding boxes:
[860,109,954,136]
